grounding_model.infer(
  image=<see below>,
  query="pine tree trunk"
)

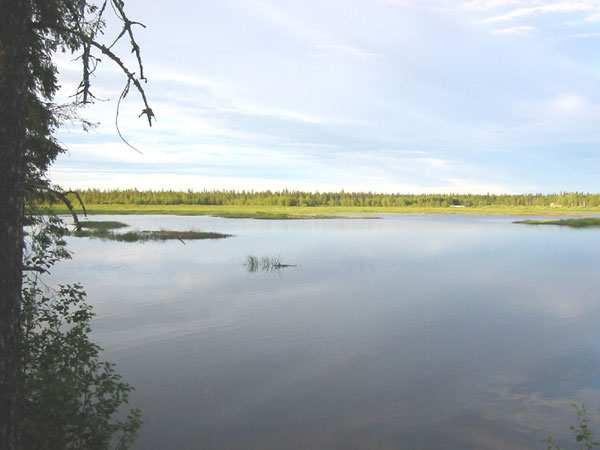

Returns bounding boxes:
[0,1,30,449]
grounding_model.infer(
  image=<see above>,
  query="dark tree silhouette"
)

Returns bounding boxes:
[0,1,153,448]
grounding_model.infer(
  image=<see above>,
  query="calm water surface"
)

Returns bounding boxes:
[52,214,600,450]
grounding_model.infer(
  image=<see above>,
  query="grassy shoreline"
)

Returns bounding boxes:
[35,203,600,218]
[515,218,600,228]
[70,220,232,241]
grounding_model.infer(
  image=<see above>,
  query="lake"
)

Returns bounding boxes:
[52,214,600,450]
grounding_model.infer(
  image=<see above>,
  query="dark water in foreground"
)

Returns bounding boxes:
[53,214,600,450]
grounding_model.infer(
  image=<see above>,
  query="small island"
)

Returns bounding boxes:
[72,220,232,242]
[514,218,600,228]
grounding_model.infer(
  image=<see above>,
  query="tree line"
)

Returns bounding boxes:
[52,189,600,208]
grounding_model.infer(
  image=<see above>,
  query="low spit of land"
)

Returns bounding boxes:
[515,218,600,228]
[72,220,231,242]
[37,203,600,219]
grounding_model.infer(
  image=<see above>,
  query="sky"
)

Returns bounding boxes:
[50,0,600,193]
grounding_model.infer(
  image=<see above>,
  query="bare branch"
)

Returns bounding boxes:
[110,0,147,81]
[23,266,47,274]
[81,42,91,103]
[34,0,154,152]
[115,79,143,154]
[87,38,154,126]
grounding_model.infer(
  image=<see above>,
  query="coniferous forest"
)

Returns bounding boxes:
[51,189,600,208]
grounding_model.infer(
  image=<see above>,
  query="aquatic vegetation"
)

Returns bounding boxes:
[78,220,129,230]
[213,211,343,220]
[515,218,600,228]
[72,229,232,242]
[246,255,296,272]
[38,203,382,219]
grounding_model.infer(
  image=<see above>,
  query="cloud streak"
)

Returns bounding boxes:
[491,25,536,34]
[479,2,597,23]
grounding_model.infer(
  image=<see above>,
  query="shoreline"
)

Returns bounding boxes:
[34,204,600,219]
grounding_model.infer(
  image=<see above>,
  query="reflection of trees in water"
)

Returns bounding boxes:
[246,255,296,272]
[546,404,598,450]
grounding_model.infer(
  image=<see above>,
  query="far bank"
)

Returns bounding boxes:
[35,203,600,219]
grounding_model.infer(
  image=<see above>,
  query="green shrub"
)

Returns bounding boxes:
[19,216,141,450]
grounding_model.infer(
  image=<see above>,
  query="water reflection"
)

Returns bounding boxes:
[245,255,297,272]
[52,214,600,450]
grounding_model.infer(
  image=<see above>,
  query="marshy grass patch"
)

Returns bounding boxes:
[514,218,600,228]
[216,211,309,220]
[246,255,296,272]
[71,228,232,242]
[36,203,387,219]
[78,220,129,230]
[214,211,373,220]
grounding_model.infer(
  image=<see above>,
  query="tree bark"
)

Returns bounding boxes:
[0,1,31,449]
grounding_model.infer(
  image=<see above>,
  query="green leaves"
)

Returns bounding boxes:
[19,216,141,450]
[15,0,153,445]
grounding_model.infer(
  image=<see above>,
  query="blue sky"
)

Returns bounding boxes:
[51,0,600,193]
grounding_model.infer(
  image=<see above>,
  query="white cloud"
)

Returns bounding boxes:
[584,11,600,21]
[49,166,516,194]
[313,44,380,59]
[149,69,228,91]
[480,2,597,24]
[492,25,536,34]
[551,93,588,114]
[50,0,600,193]
[462,0,524,10]
[244,0,377,59]
[386,0,600,38]
[567,31,600,36]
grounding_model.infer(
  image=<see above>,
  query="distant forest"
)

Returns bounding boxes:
[52,190,600,208]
